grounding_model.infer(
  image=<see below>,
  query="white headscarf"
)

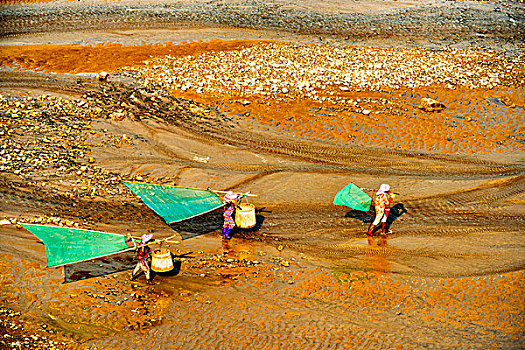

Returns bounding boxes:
[141,233,153,244]
[376,184,390,196]
[224,191,238,202]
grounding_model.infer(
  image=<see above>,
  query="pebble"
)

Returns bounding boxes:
[0,307,69,349]
[0,88,163,225]
[121,42,523,106]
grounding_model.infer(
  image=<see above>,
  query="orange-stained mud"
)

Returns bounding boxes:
[0,40,260,74]
[0,0,51,3]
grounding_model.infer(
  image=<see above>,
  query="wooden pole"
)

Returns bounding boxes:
[361,188,400,195]
[208,188,258,197]
[128,233,180,247]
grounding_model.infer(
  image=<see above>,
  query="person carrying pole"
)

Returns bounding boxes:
[221,191,239,239]
[367,184,396,237]
[130,233,153,284]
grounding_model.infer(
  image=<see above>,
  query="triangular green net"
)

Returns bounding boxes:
[333,183,372,212]
[124,182,224,224]
[21,224,131,267]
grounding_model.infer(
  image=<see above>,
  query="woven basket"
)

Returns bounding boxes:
[235,203,256,229]
[151,248,174,272]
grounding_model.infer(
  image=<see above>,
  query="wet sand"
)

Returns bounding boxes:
[1,0,524,349]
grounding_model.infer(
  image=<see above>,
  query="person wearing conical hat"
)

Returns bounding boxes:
[130,233,153,284]
[367,184,395,237]
[221,191,238,239]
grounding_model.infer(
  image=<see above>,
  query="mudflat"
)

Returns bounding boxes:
[0,0,524,349]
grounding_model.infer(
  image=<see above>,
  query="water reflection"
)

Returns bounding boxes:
[222,238,255,261]
[367,235,390,273]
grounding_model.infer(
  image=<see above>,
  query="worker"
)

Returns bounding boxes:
[130,233,153,284]
[367,184,395,236]
[222,191,238,239]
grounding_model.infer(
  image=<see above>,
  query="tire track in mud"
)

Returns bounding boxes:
[2,9,525,350]
[250,182,524,276]
[179,118,522,178]
[162,99,524,178]
[187,121,522,178]
[253,173,524,236]
[290,241,483,260]
[282,238,525,278]
[0,173,159,228]
[112,85,525,277]
[403,175,525,224]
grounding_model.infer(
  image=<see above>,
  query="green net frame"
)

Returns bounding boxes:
[21,224,132,267]
[124,182,224,224]
[333,183,372,212]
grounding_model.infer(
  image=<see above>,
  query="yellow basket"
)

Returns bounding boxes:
[151,248,174,272]
[235,203,256,229]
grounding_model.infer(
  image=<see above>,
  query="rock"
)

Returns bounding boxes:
[109,112,126,121]
[418,98,446,112]
[98,72,108,81]
[0,219,11,225]
[500,96,515,108]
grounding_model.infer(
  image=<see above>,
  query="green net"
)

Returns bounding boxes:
[333,183,372,212]
[21,224,131,267]
[124,182,224,224]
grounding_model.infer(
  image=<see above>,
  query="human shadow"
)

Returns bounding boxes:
[151,258,182,278]
[119,253,184,282]
[385,203,408,230]
[237,208,267,233]
[154,252,195,278]
[170,206,268,239]
[63,248,194,283]
[230,207,268,239]
[252,207,270,231]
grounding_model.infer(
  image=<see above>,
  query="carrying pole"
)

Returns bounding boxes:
[129,233,181,247]
[208,189,258,197]
[362,188,400,195]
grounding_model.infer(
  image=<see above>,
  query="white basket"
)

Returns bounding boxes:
[151,249,174,272]
[235,203,256,229]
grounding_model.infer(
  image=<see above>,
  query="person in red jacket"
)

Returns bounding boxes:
[367,184,395,237]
